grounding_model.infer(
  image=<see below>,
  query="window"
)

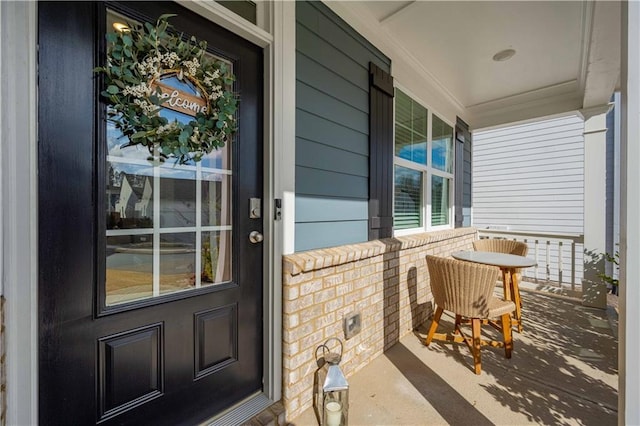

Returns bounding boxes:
[216,1,257,24]
[393,88,454,232]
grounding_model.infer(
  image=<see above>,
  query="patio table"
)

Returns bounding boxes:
[452,251,537,332]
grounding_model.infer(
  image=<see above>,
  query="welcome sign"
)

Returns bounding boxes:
[150,79,208,117]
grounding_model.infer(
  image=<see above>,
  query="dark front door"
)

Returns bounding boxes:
[38,2,263,424]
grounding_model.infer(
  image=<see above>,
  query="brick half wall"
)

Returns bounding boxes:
[281,228,477,419]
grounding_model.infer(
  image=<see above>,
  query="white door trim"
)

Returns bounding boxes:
[1,1,38,424]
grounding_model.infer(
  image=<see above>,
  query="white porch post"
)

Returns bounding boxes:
[620,1,640,424]
[579,105,612,309]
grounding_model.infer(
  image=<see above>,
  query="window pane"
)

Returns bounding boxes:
[201,231,232,284]
[216,1,257,24]
[159,233,196,294]
[202,172,231,227]
[159,166,196,227]
[432,115,453,173]
[106,234,154,305]
[394,165,422,229]
[107,161,154,230]
[431,175,450,226]
[395,89,427,166]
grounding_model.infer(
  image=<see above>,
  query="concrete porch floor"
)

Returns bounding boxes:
[290,290,618,425]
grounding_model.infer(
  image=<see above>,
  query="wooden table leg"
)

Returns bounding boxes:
[501,269,512,301]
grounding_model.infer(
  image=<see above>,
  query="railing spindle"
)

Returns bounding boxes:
[571,241,576,291]
[546,240,551,282]
[558,241,563,287]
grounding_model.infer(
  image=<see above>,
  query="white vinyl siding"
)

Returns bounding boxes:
[473,115,584,234]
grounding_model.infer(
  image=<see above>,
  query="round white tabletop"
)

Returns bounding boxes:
[452,251,537,269]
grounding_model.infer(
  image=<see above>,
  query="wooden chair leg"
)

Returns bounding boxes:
[511,270,523,333]
[501,313,513,359]
[425,306,443,346]
[471,318,482,375]
[454,314,462,334]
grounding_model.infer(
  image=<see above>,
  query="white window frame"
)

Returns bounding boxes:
[393,86,455,237]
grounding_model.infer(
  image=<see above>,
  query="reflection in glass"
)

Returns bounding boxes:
[159,167,196,227]
[394,165,422,229]
[431,175,450,226]
[159,233,196,294]
[107,162,154,230]
[106,234,154,305]
[432,115,453,173]
[201,231,232,285]
[394,89,427,166]
[202,172,231,226]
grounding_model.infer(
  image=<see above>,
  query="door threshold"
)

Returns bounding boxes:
[202,392,274,426]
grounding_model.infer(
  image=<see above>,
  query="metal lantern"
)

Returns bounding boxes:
[313,338,349,426]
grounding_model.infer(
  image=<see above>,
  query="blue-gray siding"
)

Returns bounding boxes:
[295,1,391,252]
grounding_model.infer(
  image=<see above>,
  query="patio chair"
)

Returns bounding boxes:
[473,238,528,331]
[472,238,528,257]
[425,255,515,375]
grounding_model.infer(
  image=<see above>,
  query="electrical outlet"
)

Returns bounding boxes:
[343,312,361,340]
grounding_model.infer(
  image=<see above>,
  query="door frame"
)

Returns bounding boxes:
[1,1,296,424]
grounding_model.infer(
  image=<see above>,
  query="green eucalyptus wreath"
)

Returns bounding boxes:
[96,14,237,164]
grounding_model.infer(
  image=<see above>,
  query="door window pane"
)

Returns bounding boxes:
[104,10,234,307]
[106,234,154,305]
[394,165,422,229]
[431,175,450,226]
[159,167,196,228]
[201,231,232,284]
[432,115,453,173]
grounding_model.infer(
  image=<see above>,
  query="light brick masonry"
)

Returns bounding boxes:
[281,228,477,420]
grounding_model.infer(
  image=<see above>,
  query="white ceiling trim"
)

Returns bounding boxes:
[379,1,416,25]
[469,89,583,130]
[582,0,622,108]
[467,80,579,111]
[578,1,596,94]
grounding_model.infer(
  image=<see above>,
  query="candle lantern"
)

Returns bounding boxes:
[313,338,349,426]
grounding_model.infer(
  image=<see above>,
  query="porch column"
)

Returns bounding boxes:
[621,1,640,423]
[580,105,612,308]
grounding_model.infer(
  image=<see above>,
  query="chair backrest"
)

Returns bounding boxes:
[473,238,528,257]
[426,255,500,318]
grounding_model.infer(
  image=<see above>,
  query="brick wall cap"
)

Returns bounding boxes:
[283,228,477,276]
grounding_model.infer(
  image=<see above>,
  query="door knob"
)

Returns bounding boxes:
[249,231,263,244]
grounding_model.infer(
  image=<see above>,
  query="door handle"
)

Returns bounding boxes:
[249,231,263,244]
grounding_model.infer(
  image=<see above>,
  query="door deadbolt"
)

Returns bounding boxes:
[249,231,264,244]
[249,198,261,219]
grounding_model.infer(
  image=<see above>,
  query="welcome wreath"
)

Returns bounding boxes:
[96,14,237,164]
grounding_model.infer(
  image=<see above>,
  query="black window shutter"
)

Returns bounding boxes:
[369,62,394,240]
[454,117,470,228]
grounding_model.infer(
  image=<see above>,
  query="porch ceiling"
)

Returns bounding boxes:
[332,1,621,129]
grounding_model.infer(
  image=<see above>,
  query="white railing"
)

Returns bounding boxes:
[477,229,585,292]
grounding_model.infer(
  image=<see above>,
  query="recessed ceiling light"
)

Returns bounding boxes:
[112,22,130,32]
[492,49,516,62]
